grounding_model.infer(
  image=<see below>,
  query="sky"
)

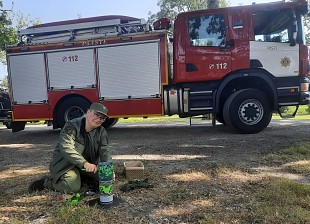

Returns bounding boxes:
[0,0,277,80]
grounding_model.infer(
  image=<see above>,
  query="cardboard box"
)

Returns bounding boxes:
[124,161,144,180]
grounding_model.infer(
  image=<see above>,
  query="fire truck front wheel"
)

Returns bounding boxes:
[223,88,272,134]
[56,97,90,128]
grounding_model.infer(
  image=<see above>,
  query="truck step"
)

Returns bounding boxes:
[189,90,213,114]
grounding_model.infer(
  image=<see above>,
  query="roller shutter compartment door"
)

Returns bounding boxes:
[8,53,48,104]
[47,49,96,90]
[98,41,161,99]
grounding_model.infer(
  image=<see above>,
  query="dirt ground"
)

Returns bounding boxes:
[1,118,310,223]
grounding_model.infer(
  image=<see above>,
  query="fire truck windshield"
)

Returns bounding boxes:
[253,8,301,44]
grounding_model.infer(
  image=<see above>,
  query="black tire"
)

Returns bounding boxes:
[5,121,12,129]
[102,118,119,129]
[0,91,11,110]
[56,97,90,128]
[223,89,272,134]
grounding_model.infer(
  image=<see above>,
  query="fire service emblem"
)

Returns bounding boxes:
[280,56,291,68]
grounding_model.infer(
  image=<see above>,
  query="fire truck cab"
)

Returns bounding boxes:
[166,0,310,132]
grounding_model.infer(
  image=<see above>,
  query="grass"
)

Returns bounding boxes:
[47,141,310,223]
[266,142,310,174]
[2,143,310,223]
[48,143,310,224]
[247,178,310,223]
[2,107,310,223]
[267,142,310,161]
[240,142,310,223]
[48,205,109,224]
[272,114,310,120]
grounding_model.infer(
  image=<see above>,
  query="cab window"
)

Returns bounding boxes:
[253,8,294,43]
[188,14,226,47]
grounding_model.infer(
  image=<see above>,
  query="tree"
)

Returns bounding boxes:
[0,75,8,89]
[0,0,14,53]
[207,0,219,9]
[0,1,40,89]
[147,0,228,24]
[0,3,40,63]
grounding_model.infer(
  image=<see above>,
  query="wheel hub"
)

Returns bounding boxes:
[238,99,263,125]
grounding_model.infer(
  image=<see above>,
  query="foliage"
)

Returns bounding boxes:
[307,104,310,113]
[0,1,40,90]
[305,4,310,45]
[0,74,8,89]
[277,105,310,116]
[0,0,14,52]
[0,1,13,90]
[147,0,229,24]
[0,1,40,64]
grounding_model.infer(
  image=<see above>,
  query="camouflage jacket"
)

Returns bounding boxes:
[49,116,111,182]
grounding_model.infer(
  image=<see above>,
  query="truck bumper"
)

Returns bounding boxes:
[300,91,310,105]
[299,77,310,105]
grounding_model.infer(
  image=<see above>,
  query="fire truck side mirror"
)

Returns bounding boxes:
[153,18,171,30]
[290,16,297,47]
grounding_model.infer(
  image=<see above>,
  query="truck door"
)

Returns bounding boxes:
[184,12,232,82]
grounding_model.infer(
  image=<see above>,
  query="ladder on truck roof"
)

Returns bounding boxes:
[19,17,148,44]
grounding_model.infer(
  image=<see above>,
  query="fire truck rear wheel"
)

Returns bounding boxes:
[102,118,119,129]
[223,88,272,134]
[56,97,90,128]
[5,121,12,129]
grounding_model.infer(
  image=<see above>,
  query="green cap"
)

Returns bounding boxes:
[90,103,109,118]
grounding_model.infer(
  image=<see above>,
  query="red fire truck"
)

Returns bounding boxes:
[5,0,310,133]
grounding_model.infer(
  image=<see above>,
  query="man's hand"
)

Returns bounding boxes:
[83,161,97,173]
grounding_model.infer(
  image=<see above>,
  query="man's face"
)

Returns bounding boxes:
[86,109,106,129]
